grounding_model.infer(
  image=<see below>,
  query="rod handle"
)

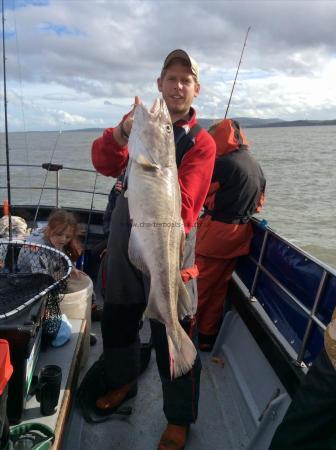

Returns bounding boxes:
[3,199,9,215]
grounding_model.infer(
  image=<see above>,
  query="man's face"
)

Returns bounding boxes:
[157,62,200,120]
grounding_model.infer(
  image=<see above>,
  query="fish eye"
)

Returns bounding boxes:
[165,124,172,133]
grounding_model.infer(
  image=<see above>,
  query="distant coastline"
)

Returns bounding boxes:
[66,118,336,132]
[245,119,336,129]
[197,117,336,130]
[4,118,336,134]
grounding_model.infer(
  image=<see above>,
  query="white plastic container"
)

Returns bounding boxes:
[60,272,93,366]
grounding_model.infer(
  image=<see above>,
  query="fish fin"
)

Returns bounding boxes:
[166,327,197,379]
[136,154,160,170]
[144,304,165,325]
[177,279,193,320]
[128,230,149,276]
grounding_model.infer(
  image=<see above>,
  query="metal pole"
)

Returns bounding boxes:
[296,270,328,364]
[56,171,59,208]
[249,227,268,300]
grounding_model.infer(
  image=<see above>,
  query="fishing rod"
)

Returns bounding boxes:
[1,0,12,241]
[2,0,62,234]
[80,170,98,271]
[224,26,251,119]
[31,127,63,231]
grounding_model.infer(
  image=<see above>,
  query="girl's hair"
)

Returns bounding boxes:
[44,209,82,261]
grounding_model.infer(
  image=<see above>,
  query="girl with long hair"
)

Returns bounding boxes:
[18,209,82,276]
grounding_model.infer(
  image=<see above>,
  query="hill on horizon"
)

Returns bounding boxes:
[199,117,336,129]
[9,117,336,133]
[61,117,288,132]
[197,117,284,129]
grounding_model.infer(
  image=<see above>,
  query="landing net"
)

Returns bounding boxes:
[0,240,72,337]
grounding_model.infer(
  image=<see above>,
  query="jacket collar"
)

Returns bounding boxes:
[173,107,197,132]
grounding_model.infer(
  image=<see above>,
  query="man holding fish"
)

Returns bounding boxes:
[92,49,216,450]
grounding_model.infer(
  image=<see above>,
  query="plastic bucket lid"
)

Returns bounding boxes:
[0,340,13,396]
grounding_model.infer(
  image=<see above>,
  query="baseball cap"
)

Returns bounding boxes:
[162,49,200,82]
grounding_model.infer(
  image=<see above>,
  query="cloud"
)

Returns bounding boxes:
[1,0,336,130]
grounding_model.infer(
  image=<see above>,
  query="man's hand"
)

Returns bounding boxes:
[113,96,141,147]
[115,180,123,193]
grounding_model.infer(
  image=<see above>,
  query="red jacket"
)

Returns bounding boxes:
[92,108,216,234]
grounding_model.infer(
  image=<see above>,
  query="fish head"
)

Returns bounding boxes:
[130,98,175,169]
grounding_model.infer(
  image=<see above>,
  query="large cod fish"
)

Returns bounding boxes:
[127,98,197,378]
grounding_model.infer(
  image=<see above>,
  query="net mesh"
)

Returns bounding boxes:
[0,240,72,338]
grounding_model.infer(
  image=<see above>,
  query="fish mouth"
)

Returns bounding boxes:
[150,98,163,114]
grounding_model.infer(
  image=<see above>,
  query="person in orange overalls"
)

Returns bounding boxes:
[196,119,266,351]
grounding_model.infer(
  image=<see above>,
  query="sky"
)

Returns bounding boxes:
[1,0,336,131]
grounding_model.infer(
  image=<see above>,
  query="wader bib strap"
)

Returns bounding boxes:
[175,123,202,168]
[104,192,146,306]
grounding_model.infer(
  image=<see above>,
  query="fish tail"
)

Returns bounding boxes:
[166,326,197,379]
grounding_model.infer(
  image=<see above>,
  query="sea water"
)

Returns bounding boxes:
[0,125,335,267]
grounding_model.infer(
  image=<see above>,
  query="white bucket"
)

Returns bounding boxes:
[60,272,93,367]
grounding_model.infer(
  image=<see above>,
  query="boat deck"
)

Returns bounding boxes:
[57,263,300,450]
[60,263,303,450]
[62,318,250,450]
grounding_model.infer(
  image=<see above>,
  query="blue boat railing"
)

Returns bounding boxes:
[236,218,336,367]
[0,163,110,211]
